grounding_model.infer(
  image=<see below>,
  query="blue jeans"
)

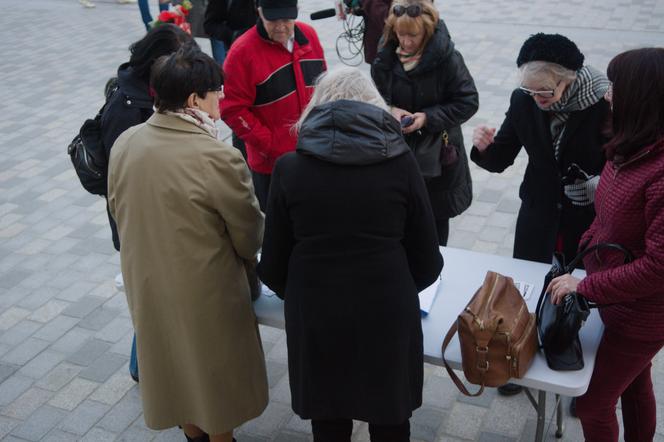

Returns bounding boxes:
[138,0,169,31]
[129,334,139,381]
[210,38,227,66]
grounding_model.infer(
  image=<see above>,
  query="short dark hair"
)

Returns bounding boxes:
[129,23,194,83]
[605,48,664,163]
[150,46,223,112]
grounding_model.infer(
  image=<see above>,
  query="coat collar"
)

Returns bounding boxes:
[146,112,214,137]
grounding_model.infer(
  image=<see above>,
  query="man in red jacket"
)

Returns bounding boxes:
[221,0,326,209]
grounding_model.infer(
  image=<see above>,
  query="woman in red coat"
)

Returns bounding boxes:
[548,47,664,441]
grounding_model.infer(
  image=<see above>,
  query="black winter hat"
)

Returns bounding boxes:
[259,0,298,20]
[516,33,585,71]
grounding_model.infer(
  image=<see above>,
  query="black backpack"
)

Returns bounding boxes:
[67,77,119,196]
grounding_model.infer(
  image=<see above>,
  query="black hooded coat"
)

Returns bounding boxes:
[258,100,443,424]
[371,20,479,220]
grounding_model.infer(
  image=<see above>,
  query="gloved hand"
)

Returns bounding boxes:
[564,174,600,206]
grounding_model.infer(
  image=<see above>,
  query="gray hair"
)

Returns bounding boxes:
[295,67,389,131]
[519,61,577,89]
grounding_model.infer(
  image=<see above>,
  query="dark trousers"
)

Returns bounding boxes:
[311,419,410,442]
[576,328,664,441]
[251,171,271,212]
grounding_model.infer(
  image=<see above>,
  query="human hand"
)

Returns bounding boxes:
[564,170,599,206]
[402,112,427,134]
[472,126,496,152]
[390,106,412,123]
[546,274,581,305]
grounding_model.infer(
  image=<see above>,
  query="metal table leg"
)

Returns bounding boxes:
[555,394,565,438]
[524,389,547,442]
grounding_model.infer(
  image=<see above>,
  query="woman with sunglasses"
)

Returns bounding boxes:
[371,0,478,246]
[470,33,609,397]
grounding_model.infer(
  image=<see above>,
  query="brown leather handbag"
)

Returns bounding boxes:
[442,271,538,396]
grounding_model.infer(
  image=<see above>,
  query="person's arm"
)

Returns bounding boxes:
[402,153,444,291]
[205,144,264,260]
[257,160,294,299]
[220,50,276,158]
[469,93,523,173]
[203,0,231,43]
[422,51,479,133]
[101,95,144,161]
[577,173,664,304]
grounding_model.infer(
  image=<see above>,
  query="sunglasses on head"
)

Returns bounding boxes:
[392,4,422,17]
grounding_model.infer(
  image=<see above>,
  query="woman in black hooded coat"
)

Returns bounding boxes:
[371,0,478,245]
[258,67,443,442]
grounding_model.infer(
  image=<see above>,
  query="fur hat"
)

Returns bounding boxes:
[516,33,584,71]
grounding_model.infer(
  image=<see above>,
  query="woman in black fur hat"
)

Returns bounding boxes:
[470,33,610,396]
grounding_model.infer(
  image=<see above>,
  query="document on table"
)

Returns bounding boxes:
[419,276,441,316]
[514,280,535,301]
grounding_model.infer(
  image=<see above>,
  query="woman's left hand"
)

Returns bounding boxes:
[547,274,582,305]
[402,112,427,134]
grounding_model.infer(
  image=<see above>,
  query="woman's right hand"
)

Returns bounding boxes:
[472,126,496,152]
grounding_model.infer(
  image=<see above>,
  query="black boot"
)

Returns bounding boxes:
[184,434,209,442]
[497,383,523,396]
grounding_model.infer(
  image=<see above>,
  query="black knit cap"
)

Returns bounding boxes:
[516,33,585,71]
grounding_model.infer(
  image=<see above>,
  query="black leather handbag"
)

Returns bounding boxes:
[535,243,634,371]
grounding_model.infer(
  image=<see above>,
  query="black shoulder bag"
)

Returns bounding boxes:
[535,243,634,371]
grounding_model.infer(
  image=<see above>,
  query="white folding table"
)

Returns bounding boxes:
[253,246,603,441]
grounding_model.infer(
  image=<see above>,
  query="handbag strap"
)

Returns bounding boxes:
[565,242,634,273]
[441,321,485,397]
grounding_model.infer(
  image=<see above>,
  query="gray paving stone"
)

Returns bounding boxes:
[444,403,488,440]
[77,307,120,331]
[79,352,128,383]
[0,269,31,289]
[0,374,34,407]
[423,375,460,410]
[117,424,158,442]
[10,404,67,441]
[274,431,311,442]
[94,316,133,343]
[66,338,111,366]
[35,363,83,392]
[0,363,19,384]
[411,406,447,442]
[239,401,293,438]
[457,387,497,408]
[58,399,111,436]
[41,429,82,442]
[33,316,80,343]
[79,427,117,442]
[19,350,65,379]
[478,432,517,442]
[97,387,143,433]
[266,360,289,389]
[61,295,107,319]
[0,415,20,439]
[1,387,53,420]
[1,338,50,366]
[0,321,42,346]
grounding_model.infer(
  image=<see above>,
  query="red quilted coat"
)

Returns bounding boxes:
[578,139,664,342]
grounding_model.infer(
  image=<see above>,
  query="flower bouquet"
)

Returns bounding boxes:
[151,0,193,34]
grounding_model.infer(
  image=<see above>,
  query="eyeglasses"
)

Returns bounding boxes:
[392,4,422,17]
[519,86,555,98]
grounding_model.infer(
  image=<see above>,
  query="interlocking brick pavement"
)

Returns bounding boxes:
[1,0,664,440]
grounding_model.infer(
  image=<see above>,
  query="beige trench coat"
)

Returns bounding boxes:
[108,113,268,434]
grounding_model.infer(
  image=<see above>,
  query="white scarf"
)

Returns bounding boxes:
[166,108,218,139]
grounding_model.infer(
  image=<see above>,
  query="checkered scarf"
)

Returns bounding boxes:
[548,66,609,161]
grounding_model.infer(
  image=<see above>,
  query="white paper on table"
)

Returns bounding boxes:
[514,280,535,301]
[419,276,441,316]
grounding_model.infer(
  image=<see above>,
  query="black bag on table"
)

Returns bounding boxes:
[535,243,634,371]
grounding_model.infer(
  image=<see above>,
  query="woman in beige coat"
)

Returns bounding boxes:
[108,46,268,442]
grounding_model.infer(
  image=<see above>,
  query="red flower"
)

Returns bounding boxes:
[157,10,175,22]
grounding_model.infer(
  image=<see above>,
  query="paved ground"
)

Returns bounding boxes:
[1,0,664,440]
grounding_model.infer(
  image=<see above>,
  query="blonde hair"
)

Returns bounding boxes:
[295,67,388,131]
[382,0,439,49]
[520,61,577,89]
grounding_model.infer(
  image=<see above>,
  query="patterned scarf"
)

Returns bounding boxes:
[396,46,422,72]
[166,108,218,139]
[548,66,609,162]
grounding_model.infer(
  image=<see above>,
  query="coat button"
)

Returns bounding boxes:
[126,99,132,105]
[557,203,563,210]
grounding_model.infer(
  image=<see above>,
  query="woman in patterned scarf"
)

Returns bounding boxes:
[470,33,610,397]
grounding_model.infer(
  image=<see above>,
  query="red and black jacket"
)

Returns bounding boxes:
[221,20,326,174]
